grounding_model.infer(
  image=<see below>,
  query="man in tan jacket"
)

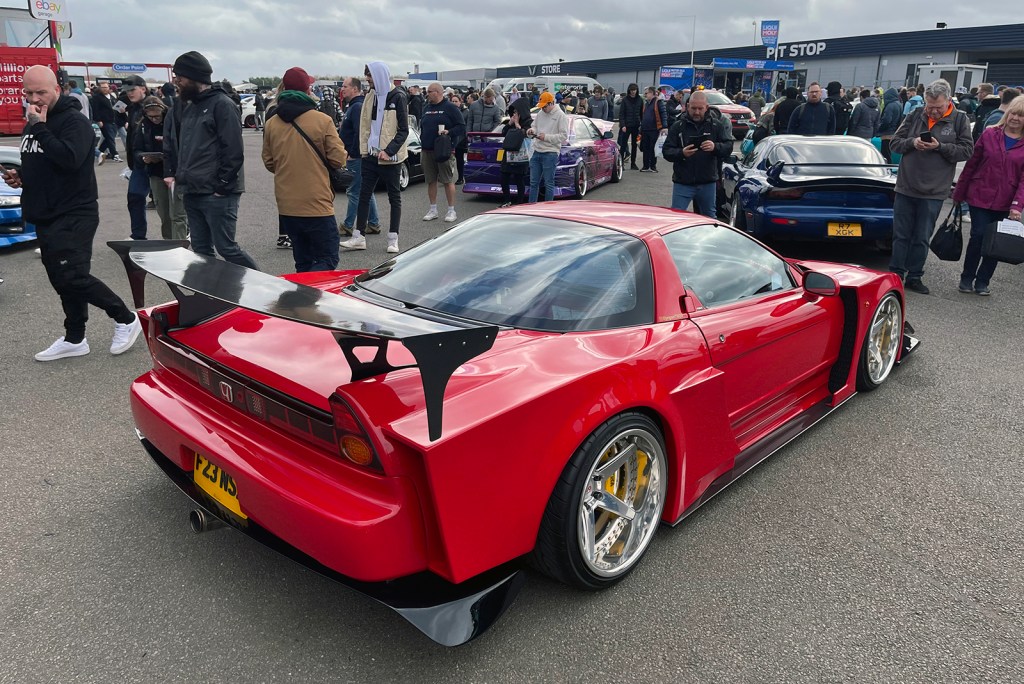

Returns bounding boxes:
[262,67,347,271]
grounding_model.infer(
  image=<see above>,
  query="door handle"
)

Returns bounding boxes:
[718,334,726,343]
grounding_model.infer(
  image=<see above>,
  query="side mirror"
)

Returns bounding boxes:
[603,130,614,139]
[803,271,839,297]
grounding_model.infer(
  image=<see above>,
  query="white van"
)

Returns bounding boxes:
[502,75,602,95]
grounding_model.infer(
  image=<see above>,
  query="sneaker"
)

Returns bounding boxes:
[444,208,457,223]
[276,235,292,249]
[958,278,974,293]
[904,279,930,295]
[975,285,991,296]
[639,168,652,173]
[456,178,465,185]
[112,155,123,163]
[422,208,439,221]
[499,202,512,208]
[340,234,366,250]
[97,154,104,166]
[386,232,399,254]
[146,199,156,209]
[630,164,640,170]
[111,313,143,355]
[34,247,41,256]
[35,337,90,362]
[365,223,382,235]
[340,224,353,237]
[651,168,659,173]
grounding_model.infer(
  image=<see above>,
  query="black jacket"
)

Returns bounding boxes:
[408,93,424,123]
[847,98,881,139]
[133,116,166,178]
[788,101,836,136]
[662,111,732,185]
[91,91,115,125]
[123,98,145,170]
[772,97,801,134]
[339,94,364,156]
[973,95,1001,141]
[619,94,642,129]
[19,95,98,224]
[825,96,852,134]
[166,84,245,195]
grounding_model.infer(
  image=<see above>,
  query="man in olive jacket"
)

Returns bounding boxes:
[887,79,973,294]
[262,66,348,272]
[662,90,732,217]
[165,50,258,270]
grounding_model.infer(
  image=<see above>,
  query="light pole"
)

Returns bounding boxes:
[673,15,697,66]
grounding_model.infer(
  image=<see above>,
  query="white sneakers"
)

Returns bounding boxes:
[445,207,457,223]
[422,208,439,221]
[386,232,399,254]
[35,337,90,361]
[110,313,143,355]
[35,313,142,361]
[340,233,367,250]
[424,207,456,222]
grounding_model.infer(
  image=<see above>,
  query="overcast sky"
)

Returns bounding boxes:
[16,1,1023,84]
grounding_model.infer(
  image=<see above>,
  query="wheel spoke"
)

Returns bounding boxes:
[594,441,636,480]
[594,491,636,520]
[578,500,597,562]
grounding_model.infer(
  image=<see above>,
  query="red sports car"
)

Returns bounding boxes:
[110,202,918,646]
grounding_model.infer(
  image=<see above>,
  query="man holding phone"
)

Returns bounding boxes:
[661,90,732,216]
[888,79,974,294]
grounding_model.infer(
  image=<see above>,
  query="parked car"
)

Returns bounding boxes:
[686,89,755,139]
[463,115,622,200]
[0,148,33,248]
[719,135,897,247]
[240,94,258,128]
[109,201,918,646]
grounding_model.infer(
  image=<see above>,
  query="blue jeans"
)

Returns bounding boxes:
[671,182,716,218]
[343,157,379,229]
[279,215,339,272]
[528,151,558,203]
[889,193,943,281]
[128,167,149,239]
[184,193,259,270]
[961,205,1007,289]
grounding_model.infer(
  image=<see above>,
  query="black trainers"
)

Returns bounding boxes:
[630,164,640,170]
[276,235,292,249]
[904,279,930,294]
[364,223,382,235]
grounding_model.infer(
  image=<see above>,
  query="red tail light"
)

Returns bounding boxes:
[767,188,805,199]
[770,218,799,225]
[329,394,383,472]
[467,151,484,161]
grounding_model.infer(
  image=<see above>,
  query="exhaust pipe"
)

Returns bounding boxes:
[188,508,226,534]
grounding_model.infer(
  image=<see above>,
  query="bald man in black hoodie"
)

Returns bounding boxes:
[6,65,141,361]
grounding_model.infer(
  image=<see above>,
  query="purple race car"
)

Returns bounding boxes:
[463,116,623,199]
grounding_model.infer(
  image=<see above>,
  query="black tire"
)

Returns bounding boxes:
[609,153,623,183]
[572,162,588,199]
[399,163,410,191]
[532,412,667,590]
[243,115,256,129]
[729,195,747,230]
[856,292,902,392]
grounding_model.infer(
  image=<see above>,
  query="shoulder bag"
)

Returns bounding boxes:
[928,203,963,261]
[291,121,354,192]
[982,218,1024,265]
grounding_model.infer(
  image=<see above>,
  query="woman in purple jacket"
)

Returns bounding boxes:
[952,95,1024,295]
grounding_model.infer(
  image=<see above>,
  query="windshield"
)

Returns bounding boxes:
[355,215,654,332]
[775,139,885,164]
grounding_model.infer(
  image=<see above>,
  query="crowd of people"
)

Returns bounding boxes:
[5,53,1023,362]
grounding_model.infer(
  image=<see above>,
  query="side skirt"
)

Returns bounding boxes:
[137,433,524,647]
[668,395,853,527]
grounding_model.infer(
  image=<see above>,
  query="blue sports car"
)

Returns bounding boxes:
[719,135,896,246]
[0,147,33,248]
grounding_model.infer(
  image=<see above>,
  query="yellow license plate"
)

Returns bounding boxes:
[496,149,504,161]
[193,453,247,520]
[828,222,862,237]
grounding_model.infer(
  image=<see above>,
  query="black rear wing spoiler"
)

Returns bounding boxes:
[766,161,898,183]
[108,241,497,441]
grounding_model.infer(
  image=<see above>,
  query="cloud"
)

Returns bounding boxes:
[47,1,1016,83]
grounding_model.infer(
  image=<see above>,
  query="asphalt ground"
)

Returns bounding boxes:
[1,131,1023,683]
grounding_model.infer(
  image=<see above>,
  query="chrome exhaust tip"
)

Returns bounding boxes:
[188,508,225,534]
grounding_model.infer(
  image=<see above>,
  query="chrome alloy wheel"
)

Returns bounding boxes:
[576,163,588,197]
[577,428,666,578]
[399,163,410,190]
[866,295,902,385]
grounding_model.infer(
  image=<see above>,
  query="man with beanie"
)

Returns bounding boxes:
[342,61,408,254]
[164,51,258,270]
[119,74,150,239]
[262,67,348,272]
[6,66,142,361]
[824,81,852,135]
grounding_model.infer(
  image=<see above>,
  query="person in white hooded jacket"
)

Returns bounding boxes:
[341,61,408,253]
[526,91,569,203]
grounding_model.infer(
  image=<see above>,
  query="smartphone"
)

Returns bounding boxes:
[143,152,164,160]
[920,131,933,143]
[699,133,713,145]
